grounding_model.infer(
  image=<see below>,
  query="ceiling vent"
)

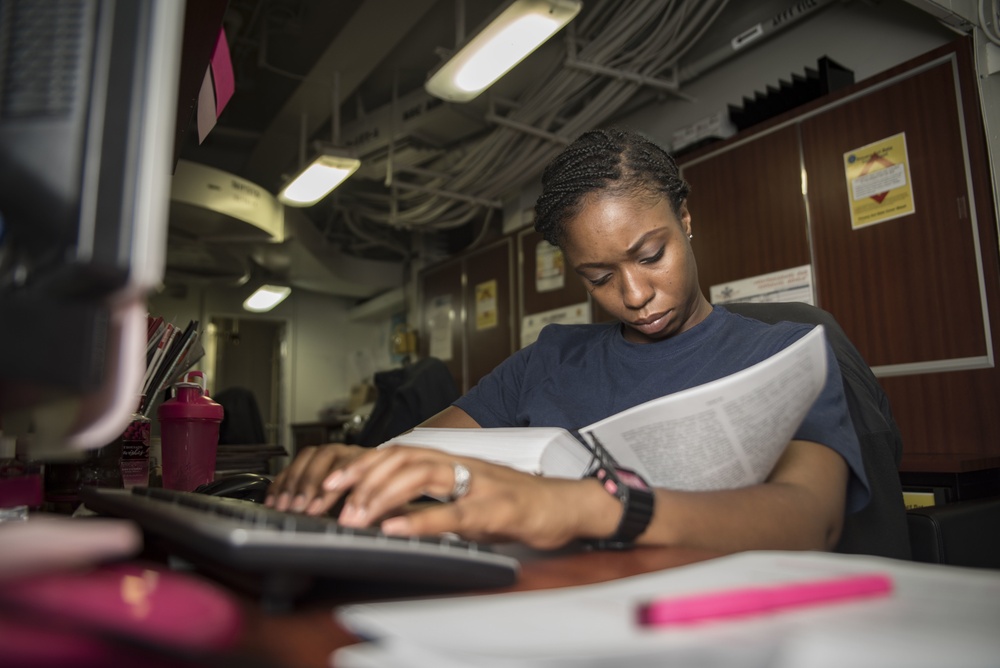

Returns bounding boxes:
[170,160,284,243]
[166,160,402,299]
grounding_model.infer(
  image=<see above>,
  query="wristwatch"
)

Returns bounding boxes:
[584,463,655,550]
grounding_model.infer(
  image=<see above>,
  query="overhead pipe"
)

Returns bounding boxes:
[564,23,695,101]
[678,0,838,83]
[485,109,571,145]
[391,180,503,210]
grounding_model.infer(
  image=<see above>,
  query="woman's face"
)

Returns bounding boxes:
[561,193,711,344]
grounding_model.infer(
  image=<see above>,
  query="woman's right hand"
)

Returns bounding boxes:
[265,443,368,515]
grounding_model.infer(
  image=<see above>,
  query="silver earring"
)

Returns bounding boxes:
[688,234,693,240]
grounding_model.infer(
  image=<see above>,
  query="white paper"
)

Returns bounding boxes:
[534,241,565,293]
[0,514,142,579]
[382,427,593,479]
[710,264,814,306]
[582,326,826,490]
[427,296,454,361]
[520,302,591,349]
[333,551,1000,668]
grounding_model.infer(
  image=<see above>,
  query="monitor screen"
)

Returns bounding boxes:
[0,0,185,452]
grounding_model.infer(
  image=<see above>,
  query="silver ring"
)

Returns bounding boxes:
[450,463,471,501]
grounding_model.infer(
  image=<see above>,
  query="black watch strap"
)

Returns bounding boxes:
[577,433,655,550]
[585,463,655,550]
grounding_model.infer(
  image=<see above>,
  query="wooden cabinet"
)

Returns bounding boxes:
[678,38,1000,472]
[419,238,515,393]
[800,58,989,368]
[419,258,465,392]
[419,229,606,395]
[683,124,811,294]
[290,421,346,454]
[464,239,516,393]
[517,227,611,324]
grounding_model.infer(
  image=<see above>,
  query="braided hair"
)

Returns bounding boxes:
[534,127,690,248]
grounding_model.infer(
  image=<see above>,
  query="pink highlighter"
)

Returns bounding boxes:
[638,572,893,627]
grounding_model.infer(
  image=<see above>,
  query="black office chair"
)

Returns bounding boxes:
[907,497,1000,569]
[354,357,461,447]
[214,386,267,445]
[722,302,912,560]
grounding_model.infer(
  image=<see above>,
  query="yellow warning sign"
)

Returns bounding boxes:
[843,132,915,229]
[475,279,498,330]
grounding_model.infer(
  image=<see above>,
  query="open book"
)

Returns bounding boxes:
[382,325,827,491]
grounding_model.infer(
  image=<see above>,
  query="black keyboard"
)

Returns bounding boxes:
[80,486,520,606]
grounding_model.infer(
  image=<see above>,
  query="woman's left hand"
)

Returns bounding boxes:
[327,445,618,550]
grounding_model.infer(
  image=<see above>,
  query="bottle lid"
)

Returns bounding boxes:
[157,371,224,421]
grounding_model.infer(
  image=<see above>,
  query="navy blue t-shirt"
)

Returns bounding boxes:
[455,305,870,514]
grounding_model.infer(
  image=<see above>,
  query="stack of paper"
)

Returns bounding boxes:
[381,427,594,479]
[332,550,1000,668]
[140,317,204,416]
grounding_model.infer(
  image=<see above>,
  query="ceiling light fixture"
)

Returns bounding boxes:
[277,150,360,207]
[425,0,582,103]
[278,72,358,207]
[243,284,291,312]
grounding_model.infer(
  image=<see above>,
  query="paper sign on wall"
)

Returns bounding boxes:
[710,265,815,305]
[427,295,453,361]
[475,280,498,331]
[535,241,565,292]
[843,132,915,229]
[520,302,591,348]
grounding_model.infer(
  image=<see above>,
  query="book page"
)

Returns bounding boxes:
[382,427,592,478]
[581,326,827,491]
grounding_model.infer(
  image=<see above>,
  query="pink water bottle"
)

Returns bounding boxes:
[158,371,224,491]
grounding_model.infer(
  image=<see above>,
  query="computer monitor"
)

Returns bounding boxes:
[0,0,185,453]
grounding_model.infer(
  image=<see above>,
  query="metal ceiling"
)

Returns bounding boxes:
[170,0,504,295]
[169,0,859,299]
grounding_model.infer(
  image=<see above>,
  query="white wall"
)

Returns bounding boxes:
[284,290,395,424]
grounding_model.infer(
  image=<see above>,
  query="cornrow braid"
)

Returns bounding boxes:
[534,127,690,248]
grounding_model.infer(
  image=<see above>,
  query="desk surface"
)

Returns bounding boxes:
[234,545,720,668]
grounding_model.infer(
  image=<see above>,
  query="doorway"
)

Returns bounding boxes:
[206,317,286,446]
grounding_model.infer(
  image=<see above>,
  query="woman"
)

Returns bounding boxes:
[267,127,870,553]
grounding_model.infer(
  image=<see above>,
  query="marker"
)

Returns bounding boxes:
[637,573,892,627]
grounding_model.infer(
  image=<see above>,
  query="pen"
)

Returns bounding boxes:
[637,572,892,627]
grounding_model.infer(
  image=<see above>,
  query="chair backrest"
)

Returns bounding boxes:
[722,302,912,559]
[355,357,461,447]
[214,386,267,445]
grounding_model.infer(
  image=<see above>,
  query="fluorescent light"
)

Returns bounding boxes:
[243,284,291,312]
[278,153,361,207]
[426,0,582,103]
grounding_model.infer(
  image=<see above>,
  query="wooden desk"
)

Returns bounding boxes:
[290,420,349,455]
[234,545,720,668]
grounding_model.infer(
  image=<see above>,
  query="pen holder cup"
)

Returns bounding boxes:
[158,375,223,492]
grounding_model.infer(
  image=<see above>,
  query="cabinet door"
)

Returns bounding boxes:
[419,259,464,392]
[518,228,608,325]
[464,239,515,392]
[800,58,988,369]
[681,124,812,298]
[679,40,1000,467]
[798,47,1000,466]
